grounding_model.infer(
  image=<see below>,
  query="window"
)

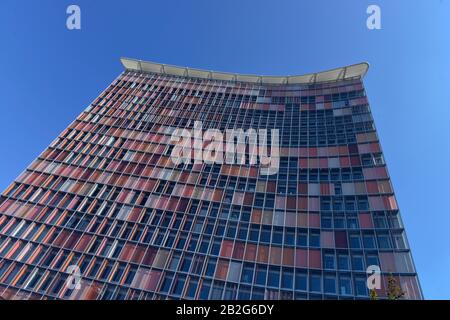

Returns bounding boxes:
[297,232,307,247]
[374,153,384,165]
[238,285,251,299]
[211,240,221,255]
[345,199,355,211]
[99,263,113,281]
[172,276,186,296]
[260,226,271,243]
[330,170,340,181]
[194,221,204,234]
[160,273,174,293]
[267,267,280,288]
[355,278,367,296]
[393,233,406,249]
[333,199,343,211]
[377,234,392,249]
[363,234,376,249]
[309,233,320,248]
[199,237,210,254]
[254,193,264,207]
[334,216,345,229]
[324,254,335,269]
[237,180,246,191]
[347,215,359,229]
[338,255,350,270]
[349,234,361,249]
[295,272,307,291]
[249,225,259,241]
[228,262,242,282]
[111,264,125,283]
[169,253,180,270]
[237,224,248,240]
[153,249,169,268]
[123,266,137,285]
[284,229,295,246]
[352,255,365,271]
[230,208,240,221]
[357,198,369,210]
[252,288,265,300]
[373,214,387,228]
[241,263,254,284]
[224,283,238,300]
[179,255,192,273]
[210,282,224,299]
[272,228,283,245]
[320,199,331,211]
[50,277,65,296]
[255,265,267,286]
[342,170,351,181]
[321,215,332,228]
[215,224,225,237]
[88,259,102,277]
[199,280,211,299]
[205,258,217,277]
[324,276,336,294]
[122,150,136,162]
[339,277,352,295]
[334,184,342,195]
[367,255,379,267]
[310,275,321,292]
[281,268,294,289]
[361,154,373,166]
[389,214,402,229]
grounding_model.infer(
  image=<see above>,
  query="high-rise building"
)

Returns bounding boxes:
[0,58,422,300]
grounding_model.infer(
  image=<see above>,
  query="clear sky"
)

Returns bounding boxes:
[0,0,448,299]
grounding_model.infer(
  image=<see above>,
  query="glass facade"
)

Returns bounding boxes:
[0,60,422,300]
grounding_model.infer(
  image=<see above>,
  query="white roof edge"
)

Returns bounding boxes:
[120,57,369,85]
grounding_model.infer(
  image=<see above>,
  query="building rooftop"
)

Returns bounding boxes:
[121,57,369,85]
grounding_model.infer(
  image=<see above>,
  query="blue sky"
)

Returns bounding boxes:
[0,0,448,299]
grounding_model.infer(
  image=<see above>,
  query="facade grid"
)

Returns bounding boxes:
[0,59,422,300]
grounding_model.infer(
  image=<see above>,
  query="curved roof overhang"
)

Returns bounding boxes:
[120,57,369,85]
